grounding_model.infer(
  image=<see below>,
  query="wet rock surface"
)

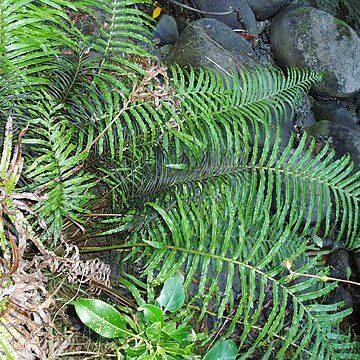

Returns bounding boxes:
[303,109,360,172]
[328,248,352,280]
[313,100,358,128]
[270,5,360,97]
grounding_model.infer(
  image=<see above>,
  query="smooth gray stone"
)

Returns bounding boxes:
[154,14,179,45]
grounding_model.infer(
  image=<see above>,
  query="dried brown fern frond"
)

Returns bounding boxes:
[0,117,111,359]
[0,117,51,359]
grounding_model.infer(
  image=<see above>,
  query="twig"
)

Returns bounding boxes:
[83,65,169,153]
[166,0,234,16]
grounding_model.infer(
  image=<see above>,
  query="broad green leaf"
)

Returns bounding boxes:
[145,322,162,341]
[156,274,185,313]
[71,298,132,339]
[203,340,238,360]
[167,325,196,343]
[162,322,176,333]
[140,304,165,324]
[126,344,147,358]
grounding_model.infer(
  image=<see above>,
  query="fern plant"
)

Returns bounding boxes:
[0,0,359,358]
[112,67,360,358]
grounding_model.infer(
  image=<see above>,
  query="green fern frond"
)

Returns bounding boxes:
[62,0,158,157]
[111,65,360,357]
[23,98,95,241]
[124,193,358,358]
[105,66,360,248]
[82,0,154,76]
[30,0,158,157]
[45,51,108,125]
[0,0,83,82]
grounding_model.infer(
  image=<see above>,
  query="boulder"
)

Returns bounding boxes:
[247,0,289,20]
[191,0,258,36]
[154,14,179,45]
[270,5,360,98]
[303,120,360,171]
[167,18,259,75]
[313,100,358,128]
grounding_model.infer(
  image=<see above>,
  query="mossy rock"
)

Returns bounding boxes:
[270,5,360,98]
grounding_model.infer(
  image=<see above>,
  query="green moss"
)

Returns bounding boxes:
[319,70,333,81]
[294,6,312,15]
[334,17,352,40]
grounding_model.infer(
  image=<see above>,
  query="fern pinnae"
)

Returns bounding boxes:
[84,0,154,76]
[114,66,360,250]
[138,201,355,358]
[116,65,360,357]
[22,99,95,241]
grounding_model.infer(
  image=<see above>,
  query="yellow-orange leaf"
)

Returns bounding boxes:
[152,6,162,19]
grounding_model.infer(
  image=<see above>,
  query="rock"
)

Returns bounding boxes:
[191,0,258,36]
[345,93,360,120]
[303,119,360,171]
[160,44,173,56]
[270,5,360,98]
[327,248,352,279]
[328,285,354,309]
[295,95,316,127]
[313,101,358,128]
[247,0,289,20]
[154,14,179,45]
[167,18,259,75]
[354,252,360,275]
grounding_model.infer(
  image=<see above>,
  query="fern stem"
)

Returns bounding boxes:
[79,243,147,253]
[83,97,131,153]
[287,269,360,287]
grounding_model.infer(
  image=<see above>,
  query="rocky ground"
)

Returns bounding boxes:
[152,0,360,334]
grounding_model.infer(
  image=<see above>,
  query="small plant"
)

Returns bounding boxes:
[72,274,237,359]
